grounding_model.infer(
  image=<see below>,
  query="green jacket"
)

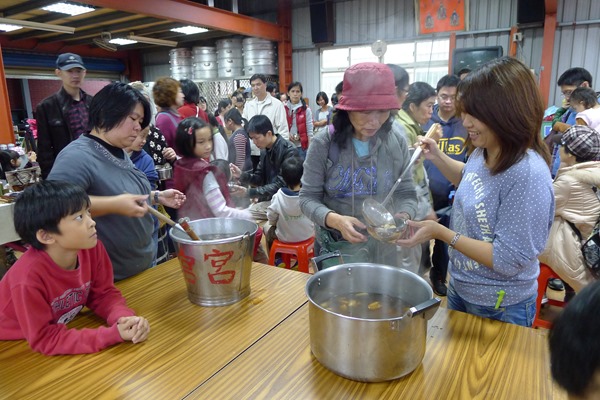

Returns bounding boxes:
[395,110,426,186]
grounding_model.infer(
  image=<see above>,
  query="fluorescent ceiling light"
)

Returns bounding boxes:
[109,38,138,45]
[41,2,95,16]
[0,24,22,32]
[127,34,177,47]
[170,26,209,35]
[0,17,74,34]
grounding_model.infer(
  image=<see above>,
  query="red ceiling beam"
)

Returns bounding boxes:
[539,0,558,108]
[0,36,130,59]
[0,45,14,145]
[76,0,282,41]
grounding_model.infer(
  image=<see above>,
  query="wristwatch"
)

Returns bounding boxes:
[154,191,160,205]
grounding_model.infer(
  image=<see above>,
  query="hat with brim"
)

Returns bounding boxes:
[56,53,86,70]
[562,124,600,161]
[335,62,400,111]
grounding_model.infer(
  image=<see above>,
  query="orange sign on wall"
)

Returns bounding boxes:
[417,0,468,35]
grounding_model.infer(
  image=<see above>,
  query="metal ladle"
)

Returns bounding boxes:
[362,123,440,242]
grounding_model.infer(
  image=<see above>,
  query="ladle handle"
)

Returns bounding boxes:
[147,206,176,227]
[178,218,200,241]
[381,123,440,207]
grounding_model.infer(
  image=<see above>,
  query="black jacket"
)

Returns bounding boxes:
[35,87,92,178]
[240,135,299,202]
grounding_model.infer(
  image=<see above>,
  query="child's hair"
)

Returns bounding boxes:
[246,115,273,136]
[0,150,19,173]
[206,112,220,128]
[216,98,232,116]
[210,159,231,181]
[281,156,303,188]
[550,281,600,397]
[570,87,598,109]
[223,108,246,126]
[14,181,90,250]
[175,117,210,158]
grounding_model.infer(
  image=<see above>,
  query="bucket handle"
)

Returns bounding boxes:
[309,251,345,272]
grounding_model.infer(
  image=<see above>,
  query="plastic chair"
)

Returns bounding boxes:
[268,237,315,274]
[533,263,567,329]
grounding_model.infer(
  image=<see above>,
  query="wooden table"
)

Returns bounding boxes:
[193,307,568,400]
[0,258,567,399]
[0,259,310,399]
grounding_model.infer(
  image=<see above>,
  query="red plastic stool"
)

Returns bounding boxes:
[533,263,567,329]
[268,237,315,274]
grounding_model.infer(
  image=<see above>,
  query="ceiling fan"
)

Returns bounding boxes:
[92,32,117,52]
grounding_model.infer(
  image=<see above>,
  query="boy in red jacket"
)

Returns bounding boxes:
[0,181,150,355]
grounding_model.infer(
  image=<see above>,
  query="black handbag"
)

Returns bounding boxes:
[568,187,600,278]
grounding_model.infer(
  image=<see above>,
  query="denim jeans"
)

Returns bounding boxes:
[447,281,537,327]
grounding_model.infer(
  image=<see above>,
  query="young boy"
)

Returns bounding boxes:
[230,115,299,202]
[0,181,150,355]
[265,156,314,252]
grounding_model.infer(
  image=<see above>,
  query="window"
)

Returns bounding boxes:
[320,39,450,98]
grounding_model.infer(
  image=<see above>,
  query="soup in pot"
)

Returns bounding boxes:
[319,292,411,319]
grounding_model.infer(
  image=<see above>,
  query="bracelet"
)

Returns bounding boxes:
[154,191,160,205]
[449,232,461,248]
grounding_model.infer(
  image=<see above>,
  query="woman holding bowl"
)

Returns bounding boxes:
[49,82,185,280]
[300,62,417,268]
[398,57,554,327]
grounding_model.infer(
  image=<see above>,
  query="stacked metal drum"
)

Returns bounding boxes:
[169,48,192,80]
[192,46,218,80]
[243,38,277,76]
[216,38,243,78]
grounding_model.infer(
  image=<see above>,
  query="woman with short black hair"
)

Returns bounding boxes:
[49,82,185,280]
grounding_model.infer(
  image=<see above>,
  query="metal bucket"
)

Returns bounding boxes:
[218,66,243,78]
[170,65,192,80]
[217,48,243,59]
[193,69,218,80]
[244,65,277,76]
[244,49,276,59]
[170,218,258,307]
[306,259,441,382]
[218,58,243,69]
[242,37,275,50]
[216,38,243,49]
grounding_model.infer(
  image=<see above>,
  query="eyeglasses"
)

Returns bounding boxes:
[439,94,456,102]
[561,90,574,97]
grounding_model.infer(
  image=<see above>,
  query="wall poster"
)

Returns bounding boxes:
[417,0,468,35]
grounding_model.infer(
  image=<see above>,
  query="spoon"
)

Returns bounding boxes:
[361,123,440,240]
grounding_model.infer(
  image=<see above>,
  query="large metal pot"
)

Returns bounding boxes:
[305,257,441,382]
[243,49,276,59]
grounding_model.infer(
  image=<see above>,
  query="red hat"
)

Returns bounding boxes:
[336,62,400,111]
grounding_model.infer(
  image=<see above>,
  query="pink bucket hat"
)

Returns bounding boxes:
[336,62,401,111]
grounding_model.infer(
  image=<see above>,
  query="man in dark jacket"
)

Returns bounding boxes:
[35,53,93,178]
[233,115,299,202]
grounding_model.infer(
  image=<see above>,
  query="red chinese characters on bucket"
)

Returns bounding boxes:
[178,248,236,285]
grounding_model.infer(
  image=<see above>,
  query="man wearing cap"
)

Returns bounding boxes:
[539,125,600,296]
[35,53,92,179]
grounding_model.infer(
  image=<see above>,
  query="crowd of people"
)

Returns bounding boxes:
[1,51,600,386]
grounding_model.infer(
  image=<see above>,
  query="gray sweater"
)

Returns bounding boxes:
[300,119,417,229]
[48,135,154,280]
